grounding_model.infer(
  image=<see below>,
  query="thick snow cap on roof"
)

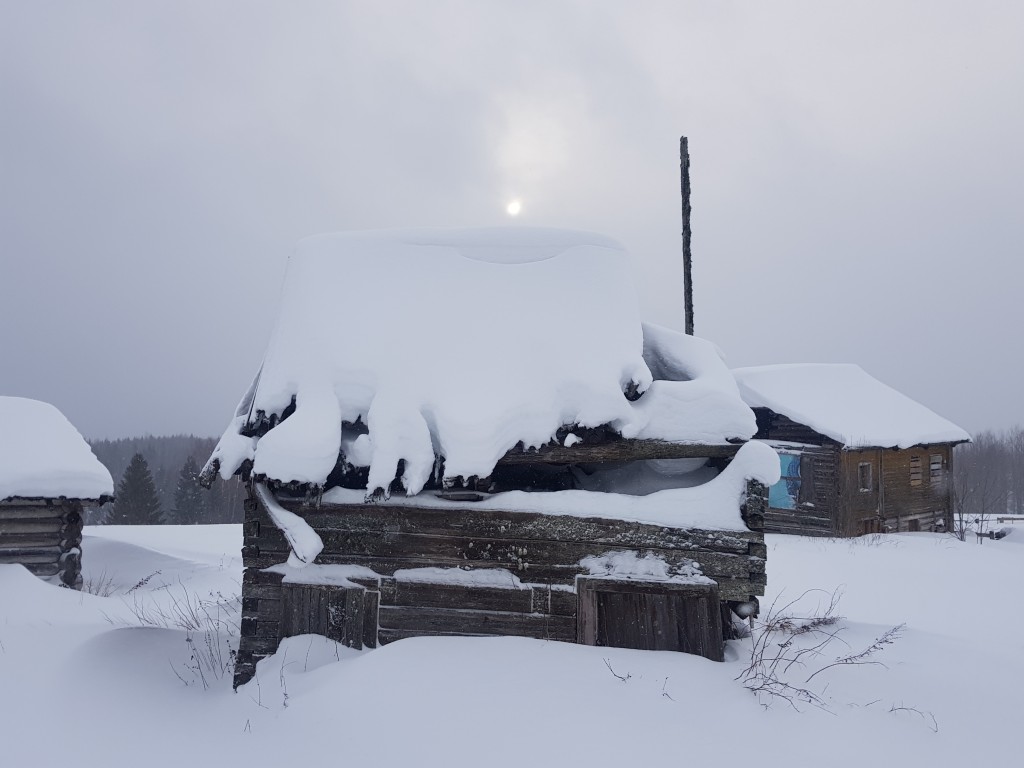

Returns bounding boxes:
[0,396,114,501]
[207,227,757,495]
[732,364,971,449]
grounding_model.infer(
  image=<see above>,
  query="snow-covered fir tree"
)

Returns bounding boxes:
[105,453,164,525]
[172,455,205,524]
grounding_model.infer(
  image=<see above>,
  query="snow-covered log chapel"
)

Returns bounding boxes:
[203,228,780,687]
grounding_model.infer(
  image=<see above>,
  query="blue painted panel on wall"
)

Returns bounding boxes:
[769,453,801,510]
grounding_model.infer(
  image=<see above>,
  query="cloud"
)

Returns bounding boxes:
[1,1,1021,437]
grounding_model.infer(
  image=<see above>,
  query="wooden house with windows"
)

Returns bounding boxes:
[204,227,779,688]
[732,364,970,537]
[0,396,113,588]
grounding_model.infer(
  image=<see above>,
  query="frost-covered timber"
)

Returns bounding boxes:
[0,397,114,588]
[733,364,971,536]
[204,228,779,686]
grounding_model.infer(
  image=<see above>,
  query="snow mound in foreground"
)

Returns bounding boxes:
[5,524,1024,767]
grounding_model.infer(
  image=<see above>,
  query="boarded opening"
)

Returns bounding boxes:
[280,582,378,649]
[577,578,723,661]
[910,455,923,486]
[861,517,882,535]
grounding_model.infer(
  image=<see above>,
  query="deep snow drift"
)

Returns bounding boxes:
[1,524,1021,767]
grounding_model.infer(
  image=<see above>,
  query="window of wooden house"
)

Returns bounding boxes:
[910,455,923,486]
[858,462,872,492]
[929,454,943,482]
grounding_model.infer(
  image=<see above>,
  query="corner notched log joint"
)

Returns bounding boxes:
[0,498,86,589]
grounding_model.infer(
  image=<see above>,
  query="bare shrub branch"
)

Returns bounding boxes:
[737,588,903,713]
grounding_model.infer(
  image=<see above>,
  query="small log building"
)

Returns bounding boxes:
[204,228,779,687]
[733,364,970,537]
[0,397,113,588]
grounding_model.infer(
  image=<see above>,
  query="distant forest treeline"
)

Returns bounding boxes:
[954,428,1024,526]
[87,435,245,525]
[83,429,1024,529]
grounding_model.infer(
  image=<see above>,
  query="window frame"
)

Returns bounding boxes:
[858,461,873,492]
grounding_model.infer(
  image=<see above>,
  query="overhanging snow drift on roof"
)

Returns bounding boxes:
[0,396,114,501]
[206,227,757,495]
[732,363,970,449]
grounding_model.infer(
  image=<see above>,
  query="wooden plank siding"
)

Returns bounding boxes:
[577,577,724,659]
[762,446,840,537]
[233,482,767,687]
[0,499,86,587]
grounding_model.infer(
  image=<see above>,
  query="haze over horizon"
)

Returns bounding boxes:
[2,1,1021,440]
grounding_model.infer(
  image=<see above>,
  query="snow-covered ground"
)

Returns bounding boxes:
[1,524,1020,766]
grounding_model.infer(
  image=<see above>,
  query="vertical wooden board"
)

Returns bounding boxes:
[334,588,364,649]
[362,590,379,649]
[315,588,329,636]
[654,593,681,651]
[281,582,370,649]
[530,584,549,615]
[577,584,597,645]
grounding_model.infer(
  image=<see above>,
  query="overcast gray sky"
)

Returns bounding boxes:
[2,1,1021,440]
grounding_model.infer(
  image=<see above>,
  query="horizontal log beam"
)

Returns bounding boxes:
[0,548,62,564]
[289,503,760,555]
[249,526,763,579]
[24,562,61,577]
[497,439,741,466]
[0,519,65,535]
[383,579,534,614]
[0,505,72,520]
[378,605,576,641]
[0,533,65,549]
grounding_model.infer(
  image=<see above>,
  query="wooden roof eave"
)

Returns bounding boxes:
[839,438,971,453]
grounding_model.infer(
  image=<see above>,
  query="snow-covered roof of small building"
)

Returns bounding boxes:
[207,227,758,496]
[0,397,114,501]
[732,364,971,449]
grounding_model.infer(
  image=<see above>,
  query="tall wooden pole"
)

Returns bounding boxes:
[680,136,694,335]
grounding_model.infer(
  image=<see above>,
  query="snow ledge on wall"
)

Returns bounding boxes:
[320,441,780,531]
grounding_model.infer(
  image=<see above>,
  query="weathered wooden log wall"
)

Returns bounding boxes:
[838,445,955,535]
[0,499,85,588]
[234,485,767,687]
